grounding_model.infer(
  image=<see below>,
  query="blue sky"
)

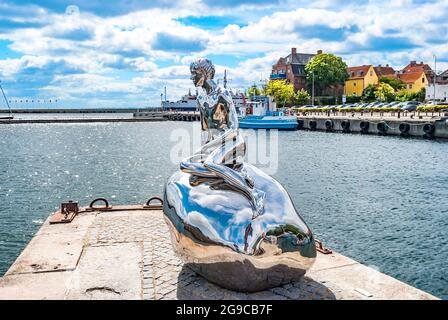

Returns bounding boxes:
[0,0,447,108]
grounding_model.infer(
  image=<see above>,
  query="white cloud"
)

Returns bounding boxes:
[0,0,447,107]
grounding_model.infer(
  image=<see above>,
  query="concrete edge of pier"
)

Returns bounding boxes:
[0,205,439,300]
[0,111,202,124]
[297,114,448,139]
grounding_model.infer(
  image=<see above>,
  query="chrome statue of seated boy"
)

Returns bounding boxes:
[163,58,316,292]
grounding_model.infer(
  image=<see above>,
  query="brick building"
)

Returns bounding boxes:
[270,48,321,92]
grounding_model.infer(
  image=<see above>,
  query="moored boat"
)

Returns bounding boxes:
[239,113,298,130]
[238,95,298,130]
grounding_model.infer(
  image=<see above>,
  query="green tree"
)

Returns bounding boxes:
[379,76,405,91]
[294,88,311,105]
[396,89,411,102]
[305,53,349,95]
[265,80,295,107]
[362,84,376,102]
[416,88,426,102]
[395,88,425,102]
[375,83,395,101]
[247,85,262,97]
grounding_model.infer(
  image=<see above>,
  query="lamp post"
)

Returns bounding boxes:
[311,71,315,106]
[433,54,437,105]
[160,93,163,111]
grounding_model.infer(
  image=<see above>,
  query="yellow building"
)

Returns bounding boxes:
[398,71,428,93]
[344,65,378,96]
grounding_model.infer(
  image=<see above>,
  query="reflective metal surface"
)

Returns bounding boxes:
[163,59,316,292]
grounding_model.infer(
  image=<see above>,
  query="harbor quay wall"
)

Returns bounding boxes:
[297,115,448,139]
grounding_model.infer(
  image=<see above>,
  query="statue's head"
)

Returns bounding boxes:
[190,58,215,87]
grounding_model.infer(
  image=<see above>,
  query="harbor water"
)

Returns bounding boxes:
[0,121,447,298]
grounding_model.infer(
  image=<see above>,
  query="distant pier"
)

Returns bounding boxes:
[0,110,200,124]
[0,108,152,114]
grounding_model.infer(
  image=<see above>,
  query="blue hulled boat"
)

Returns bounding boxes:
[239,113,298,130]
[238,95,297,130]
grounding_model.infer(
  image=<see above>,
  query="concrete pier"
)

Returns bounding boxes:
[297,112,448,139]
[0,118,165,124]
[0,111,199,124]
[0,203,438,300]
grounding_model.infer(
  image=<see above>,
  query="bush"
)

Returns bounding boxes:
[346,95,362,103]
[362,84,376,102]
[294,88,311,105]
[396,88,426,102]
[417,105,448,112]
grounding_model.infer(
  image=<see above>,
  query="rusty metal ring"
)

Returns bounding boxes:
[143,196,163,209]
[89,198,111,210]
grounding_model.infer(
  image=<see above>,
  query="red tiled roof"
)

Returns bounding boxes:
[402,63,432,74]
[398,72,424,83]
[347,65,371,79]
[374,66,396,77]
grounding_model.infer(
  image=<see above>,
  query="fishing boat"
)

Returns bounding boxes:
[0,81,13,120]
[238,95,298,130]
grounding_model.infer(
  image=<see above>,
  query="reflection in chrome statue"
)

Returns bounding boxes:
[163,58,316,292]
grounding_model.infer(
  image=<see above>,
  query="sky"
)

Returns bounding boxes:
[0,0,447,108]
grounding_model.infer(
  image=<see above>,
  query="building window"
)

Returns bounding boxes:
[422,77,425,83]
[409,84,413,89]
[353,83,356,87]
[370,71,373,76]
[351,72,355,77]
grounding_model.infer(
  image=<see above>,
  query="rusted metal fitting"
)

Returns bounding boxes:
[143,196,163,209]
[50,200,79,224]
[86,198,113,211]
[315,239,333,254]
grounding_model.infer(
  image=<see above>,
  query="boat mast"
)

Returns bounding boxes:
[0,80,12,117]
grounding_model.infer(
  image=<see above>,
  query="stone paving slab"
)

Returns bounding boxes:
[65,243,142,300]
[0,271,72,300]
[5,229,85,275]
[0,208,439,300]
